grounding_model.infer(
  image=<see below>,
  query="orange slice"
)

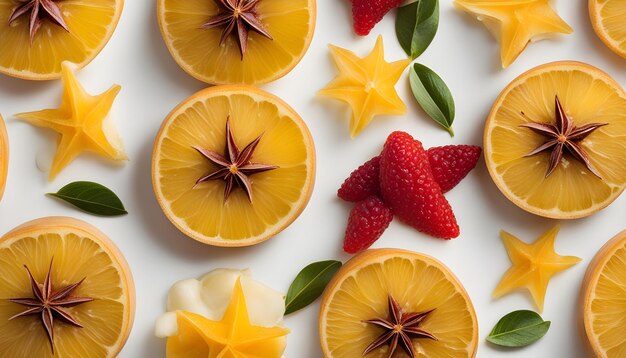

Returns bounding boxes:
[319,249,478,357]
[0,114,8,201]
[484,61,626,219]
[0,0,124,80]
[581,229,626,357]
[157,0,315,85]
[152,85,315,247]
[0,217,135,357]
[589,0,626,59]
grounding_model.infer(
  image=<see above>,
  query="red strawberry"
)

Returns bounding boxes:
[379,132,459,239]
[351,0,402,36]
[343,196,393,254]
[338,156,381,202]
[428,145,481,193]
[338,145,481,202]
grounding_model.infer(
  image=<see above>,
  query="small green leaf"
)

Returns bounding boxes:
[285,260,342,315]
[487,310,551,347]
[409,63,455,136]
[396,0,439,59]
[48,181,127,216]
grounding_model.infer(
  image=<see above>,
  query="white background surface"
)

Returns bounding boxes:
[0,0,624,357]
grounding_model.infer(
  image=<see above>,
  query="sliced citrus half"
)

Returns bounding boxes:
[152,85,316,247]
[484,61,626,219]
[0,0,124,80]
[0,217,135,357]
[589,0,626,59]
[157,0,316,85]
[0,114,8,201]
[319,249,478,357]
[581,229,626,357]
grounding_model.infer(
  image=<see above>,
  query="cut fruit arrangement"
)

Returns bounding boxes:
[0,217,135,357]
[484,61,626,219]
[1,0,626,356]
[152,85,315,247]
[319,248,479,357]
[0,0,124,80]
[157,0,316,84]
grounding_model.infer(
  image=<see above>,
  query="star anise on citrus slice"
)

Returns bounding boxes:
[362,295,437,358]
[8,0,70,44]
[201,0,273,59]
[8,258,93,354]
[192,117,278,203]
[520,95,608,179]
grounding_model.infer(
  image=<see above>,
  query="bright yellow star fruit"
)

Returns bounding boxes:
[493,225,581,312]
[318,35,410,138]
[454,0,573,68]
[167,278,289,358]
[15,62,126,180]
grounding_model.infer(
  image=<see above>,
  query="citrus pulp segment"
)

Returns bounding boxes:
[319,249,478,357]
[589,0,626,58]
[152,85,315,247]
[0,0,123,80]
[484,61,626,219]
[581,230,626,358]
[0,217,135,357]
[0,115,8,201]
[157,0,316,85]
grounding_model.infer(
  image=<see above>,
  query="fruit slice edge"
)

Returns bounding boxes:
[589,0,626,59]
[581,229,626,357]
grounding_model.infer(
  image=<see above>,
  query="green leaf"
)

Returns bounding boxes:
[409,63,455,136]
[48,181,128,216]
[285,260,342,315]
[396,0,439,59]
[487,310,551,347]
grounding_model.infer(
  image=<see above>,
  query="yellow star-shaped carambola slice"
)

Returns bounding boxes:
[319,35,411,138]
[167,278,289,358]
[493,225,581,312]
[15,62,126,180]
[454,0,573,68]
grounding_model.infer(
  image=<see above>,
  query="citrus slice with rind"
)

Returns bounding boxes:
[484,61,626,219]
[0,217,135,357]
[589,0,626,59]
[0,115,8,201]
[319,249,478,357]
[0,0,124,80]
[157,0,315,85]
[581,230,626,357]
[152,85,315,247]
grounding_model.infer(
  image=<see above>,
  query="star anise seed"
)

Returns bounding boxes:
[362,295,437,358]
[8,0,70,44]
[8,258,93,354]
[193,116,278,203]
[202,0,273,59]
[520,95,607,179]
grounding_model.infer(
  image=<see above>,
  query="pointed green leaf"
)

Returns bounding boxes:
[487,310,551,347]
[409,63,455,136]
[48,181,127,216]
[396,0,439,59]
[285,260,342,315]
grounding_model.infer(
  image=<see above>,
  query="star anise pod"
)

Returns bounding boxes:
[201,0,273,59]
[8,0,70,44]
[8,258,93,354]
[520,95,608,178]
[193,116,278,203]
[363,295,437,358]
